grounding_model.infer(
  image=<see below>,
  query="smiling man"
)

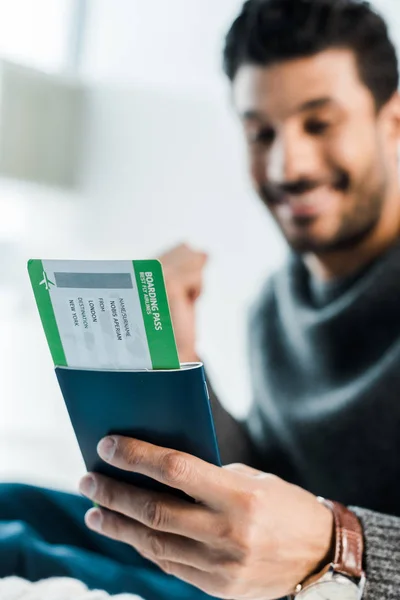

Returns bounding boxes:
[1,1,400,599]
[77,1,400,598]
[236,52,400,266]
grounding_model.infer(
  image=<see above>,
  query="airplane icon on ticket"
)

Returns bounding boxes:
[39,271,55,291]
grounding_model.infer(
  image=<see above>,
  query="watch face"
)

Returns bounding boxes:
[297,578,360,600]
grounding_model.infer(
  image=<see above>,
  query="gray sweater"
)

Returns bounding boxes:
[209,242,400,599]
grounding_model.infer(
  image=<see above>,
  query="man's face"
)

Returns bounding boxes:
[233,49,398,253]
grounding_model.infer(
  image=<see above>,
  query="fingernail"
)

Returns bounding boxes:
[79,474,96,499]
[86,508,103,531]
[97,436,116,461]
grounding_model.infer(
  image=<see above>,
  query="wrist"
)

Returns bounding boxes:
[293,499,366,598]
[302,497,335,582]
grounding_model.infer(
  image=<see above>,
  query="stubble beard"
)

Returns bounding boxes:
[261,168,388,255]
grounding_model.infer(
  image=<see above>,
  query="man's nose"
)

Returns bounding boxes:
[267,130,321,185]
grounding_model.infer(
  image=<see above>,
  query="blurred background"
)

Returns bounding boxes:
[0,0,397,490]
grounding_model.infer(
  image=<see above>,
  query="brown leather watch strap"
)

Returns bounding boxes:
[320,498,364,580]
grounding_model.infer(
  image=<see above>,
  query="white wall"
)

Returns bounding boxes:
[0,0,73,72]
[80,0,244,90]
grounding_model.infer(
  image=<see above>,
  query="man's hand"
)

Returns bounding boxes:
[79,437,334,599]
[158,243,208,363]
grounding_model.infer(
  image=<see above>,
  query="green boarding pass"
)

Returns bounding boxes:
[28,259,180,370]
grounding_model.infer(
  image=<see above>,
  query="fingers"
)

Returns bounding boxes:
[84,507,230,578]
[79,473,222,543]
[96,436,228,506]
[159,243,208,296]
[159,243,208,266]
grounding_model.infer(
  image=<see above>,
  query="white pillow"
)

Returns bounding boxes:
[0,577,144,600]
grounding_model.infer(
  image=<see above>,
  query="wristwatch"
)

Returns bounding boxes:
[291,497,366,600]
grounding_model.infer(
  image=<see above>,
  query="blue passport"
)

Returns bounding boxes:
[56,362,221,494]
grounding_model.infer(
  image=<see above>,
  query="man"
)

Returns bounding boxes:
[1,0,400,598]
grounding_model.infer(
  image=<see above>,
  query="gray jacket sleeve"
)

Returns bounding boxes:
[350,506,400,599]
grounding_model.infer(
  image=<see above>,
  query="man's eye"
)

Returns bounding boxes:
[249,128,275,146]
[305,120,331,135]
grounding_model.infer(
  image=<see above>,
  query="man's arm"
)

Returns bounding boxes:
[351,506,400,599]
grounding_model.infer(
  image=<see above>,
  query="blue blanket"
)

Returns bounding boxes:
[0,483,212,600]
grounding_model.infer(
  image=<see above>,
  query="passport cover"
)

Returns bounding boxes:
[55,362,221,495]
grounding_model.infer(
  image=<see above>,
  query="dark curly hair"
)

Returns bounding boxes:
[223,0,398,110]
